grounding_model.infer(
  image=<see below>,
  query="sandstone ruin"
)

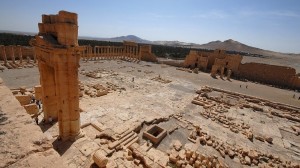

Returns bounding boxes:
[82,41,157,63]
[1,10,300,168]
[0,45,36,69]
[30,11,84,141]
[183,49,300,89]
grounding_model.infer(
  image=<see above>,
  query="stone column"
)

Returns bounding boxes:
[133,47,136,60]
[11,46,15,63]
[1,46,7,65]
[112,47,115,59]
[55,54,80,140]
[18,46,23,63]
[39,61,58,120]
[31,11,83,141]
[33,48,37,63]
[89,46,92,61]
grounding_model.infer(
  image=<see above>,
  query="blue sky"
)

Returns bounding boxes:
[0,0,300,53]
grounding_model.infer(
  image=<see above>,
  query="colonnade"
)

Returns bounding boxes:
[81,42,142,62]
[0,45,36,68]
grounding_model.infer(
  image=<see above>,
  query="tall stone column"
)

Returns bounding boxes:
[11,46,15,63]
[109,47,111,59]
[1,46,8,65]
[33,48,37,63]
[39,60,58,120]
[55,54,80,140]
[89,46,92,60]
[30,10,84,141]
[18,46,23,63]
[94,46,96,60]
[133,47,136,60]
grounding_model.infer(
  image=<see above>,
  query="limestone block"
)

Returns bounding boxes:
[23,103,39,115]
[15,95,31,105]
[34,85,42,100]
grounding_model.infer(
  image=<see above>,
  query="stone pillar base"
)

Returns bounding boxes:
[60,129,85,141]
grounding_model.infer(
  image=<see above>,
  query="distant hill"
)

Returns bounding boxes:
[194,39,299,58]
[1,30,299,57]
[1,30,299,71]
[155,39,300,57]
[79,35,151,44]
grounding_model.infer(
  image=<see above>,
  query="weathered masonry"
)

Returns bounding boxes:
[30,10,85,140]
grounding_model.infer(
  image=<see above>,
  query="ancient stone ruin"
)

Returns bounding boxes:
[0,45,36,69]
[1,10,300,168]
[183,49,300,89]
[30,11,84,140]
[82,41,157,62]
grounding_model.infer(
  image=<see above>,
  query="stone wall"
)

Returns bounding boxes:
[237,63,300,89]
[139,45,158,62]
[183,49,242,73]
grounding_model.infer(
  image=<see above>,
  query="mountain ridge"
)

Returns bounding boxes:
[1,30,299,57]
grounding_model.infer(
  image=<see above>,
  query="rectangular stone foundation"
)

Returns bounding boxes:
[143,125,167,145]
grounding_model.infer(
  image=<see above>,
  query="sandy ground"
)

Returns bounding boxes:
[0,60,300,168]
[1,60,299,106]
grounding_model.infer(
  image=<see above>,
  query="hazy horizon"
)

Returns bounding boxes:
[0,0,300,53]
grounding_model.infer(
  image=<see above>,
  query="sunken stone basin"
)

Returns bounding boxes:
[143,124,167,144]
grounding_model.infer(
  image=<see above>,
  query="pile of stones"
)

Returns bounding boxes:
[168,140,228,168]
[79,83,108,98]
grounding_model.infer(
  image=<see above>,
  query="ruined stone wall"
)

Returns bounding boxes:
[183,50,199,68]
[237,63,300,89]
[139,45,157,62]
[224,54,242,73]
[183,49,241,72]
[212,54,242,73]
[289,76,300,89]
[198,56,209,71]
[39,11,78,46]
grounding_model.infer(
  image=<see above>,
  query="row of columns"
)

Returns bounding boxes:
[0,45,37,65]
[82,45,141,61]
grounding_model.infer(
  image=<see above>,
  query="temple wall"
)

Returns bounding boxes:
[140,45,157,62]
[183,49,241,72]
[237,63,300,89]
[183,50,199,68]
